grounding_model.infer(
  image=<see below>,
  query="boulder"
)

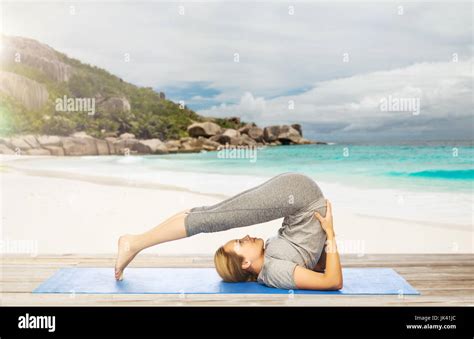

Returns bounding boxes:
[25,148,51,156]
[222,129,240,139]
[8,137,32,150]
[1,36,72,82]
[96,139,110,155]
[62,137,98,155]
[165,140,181,152]
[119,133,136,140]
[296,138,313,145]
[198,137,221,151]
[71,131,94,139]
[209,134,231,145]
[43,146,65,156]
[180,137,204,152]
[242,134,258,146]
[291,124,303,136]
[106,140,116,155]
[263,126,281,142]
[247,127,264,142]
[0,71,49,110]
[0,144,15,154]
[187,122,222,138]
[23,135,41,148]
[277,125,302,144]
[134,139,169,154]
[238,123,257,134]
[113,139,139,155]
[37,135,62,147]
[98,97,131,114]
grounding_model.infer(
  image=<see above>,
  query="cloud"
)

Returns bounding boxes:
[2,1,472,140]
[199,60,473,140]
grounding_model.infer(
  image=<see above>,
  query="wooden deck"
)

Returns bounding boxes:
[1,254,472,306]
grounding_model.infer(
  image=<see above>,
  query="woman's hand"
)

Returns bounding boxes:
[314,199,335,236]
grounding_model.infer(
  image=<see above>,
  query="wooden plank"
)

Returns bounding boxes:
[0,254,472,306]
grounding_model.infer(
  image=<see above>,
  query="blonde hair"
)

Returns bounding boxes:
[214,246,258,282]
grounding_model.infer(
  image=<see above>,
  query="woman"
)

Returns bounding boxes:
[115,172,343,290]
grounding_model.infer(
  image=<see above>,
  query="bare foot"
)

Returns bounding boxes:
[114,234,139,281]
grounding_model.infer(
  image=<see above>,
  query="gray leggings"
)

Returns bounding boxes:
[184,172,324,237]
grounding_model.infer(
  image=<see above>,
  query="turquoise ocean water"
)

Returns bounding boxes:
[28,141,472,194]
[146,142,473,193]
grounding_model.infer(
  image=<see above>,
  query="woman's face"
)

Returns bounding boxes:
[224,235,264,267]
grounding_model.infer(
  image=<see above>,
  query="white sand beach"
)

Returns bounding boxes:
[1,155,472,256]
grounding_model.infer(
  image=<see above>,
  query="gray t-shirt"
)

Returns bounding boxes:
[257,197,327,289]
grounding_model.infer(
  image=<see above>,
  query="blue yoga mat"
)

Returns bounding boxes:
[33,267,419,295]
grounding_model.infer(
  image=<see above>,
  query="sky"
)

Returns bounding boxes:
[2,0,473,142]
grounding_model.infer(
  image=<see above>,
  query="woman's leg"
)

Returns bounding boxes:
[114,209,189,280]
[184,172,323,236]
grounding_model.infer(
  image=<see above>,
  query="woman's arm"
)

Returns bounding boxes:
[294,200,343,290]
[313,242,327,272]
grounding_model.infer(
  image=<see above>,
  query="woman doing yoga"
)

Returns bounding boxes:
[114,172,343,290]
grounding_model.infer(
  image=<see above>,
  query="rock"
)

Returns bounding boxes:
[37,135,62,146]
[247,127,263,141]
[198,137,221,151]
[221,129,241,145]
[43,146,65,156]
[222,129,240,139]
[277,125,301,144]
[179,137,192,144]
[296,138,313,145]
[0,144,15,154]
[112,139,139,155]
[180,137,204,152]
[238,123,257,134]
[238,134,257,146]
[263,126,281,142]
[103,132,118,138]
[106,140,116,154]
[95,139,110,155]
[8,137,32,150]
[165,140,181,152]
[71,131,94,139]
[62,137,98,155]
[119,133,135,140]
[1,35,72,82]
[98,97,131,113]
[291,124,303,136]
[264,125,302,144]
[135,139,169,154]
[23,135,41,148]
[209,134,231,145]
[187,122,222,138]
[25,148,51,156]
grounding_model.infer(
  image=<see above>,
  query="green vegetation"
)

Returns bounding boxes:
[0,47,243,140]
